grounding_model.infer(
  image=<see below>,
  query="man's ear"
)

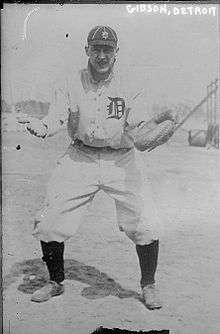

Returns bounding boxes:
[85,45,90,57]
[114,47,119,62]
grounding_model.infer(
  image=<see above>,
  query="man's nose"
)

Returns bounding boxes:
[99,49,106,59]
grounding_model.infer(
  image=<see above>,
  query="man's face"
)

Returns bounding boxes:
[86,44,118,74]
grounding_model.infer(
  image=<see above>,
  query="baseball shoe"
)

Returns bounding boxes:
[31,280,64,302]
[142,284,162,310]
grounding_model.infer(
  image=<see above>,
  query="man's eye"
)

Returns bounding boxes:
[92,47,101,53]
[104,47,114,53]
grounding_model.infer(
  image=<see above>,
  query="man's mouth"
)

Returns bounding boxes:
[97,62,109,68]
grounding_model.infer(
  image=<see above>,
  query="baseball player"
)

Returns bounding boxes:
[18,26,176,309]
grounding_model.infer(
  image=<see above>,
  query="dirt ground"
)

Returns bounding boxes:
[2,129,220,334]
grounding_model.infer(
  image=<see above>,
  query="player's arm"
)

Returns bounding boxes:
[125,92,177,151]
[40,85,70,137]
[17,83,70,138]
[134,108,177,129]
[125,90,159,134]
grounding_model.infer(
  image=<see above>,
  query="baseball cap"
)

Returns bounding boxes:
[87,26,118,48]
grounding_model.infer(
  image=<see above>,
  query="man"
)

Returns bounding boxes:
[18,25,176,309]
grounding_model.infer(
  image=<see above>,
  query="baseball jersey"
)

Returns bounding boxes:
[42,65,152,149]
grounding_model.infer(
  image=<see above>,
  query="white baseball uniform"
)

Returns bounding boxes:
[33,65,159,245]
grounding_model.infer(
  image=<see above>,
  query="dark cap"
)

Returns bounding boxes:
[87,26,118,48]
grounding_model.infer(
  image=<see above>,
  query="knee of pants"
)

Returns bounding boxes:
[33,217,67,243]
[124,225,159,245]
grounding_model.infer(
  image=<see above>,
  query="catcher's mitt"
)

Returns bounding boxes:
[133,120,176,152]
[153,109,177,124]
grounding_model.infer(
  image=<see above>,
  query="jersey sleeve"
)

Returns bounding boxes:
[126,89,154,128]
[42,78,70,137]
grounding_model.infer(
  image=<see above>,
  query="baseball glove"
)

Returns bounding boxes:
[133,120,176,152]
[153,109,177,124]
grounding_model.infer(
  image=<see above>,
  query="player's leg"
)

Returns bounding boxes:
[135,237,161,310]
[104,150,162,309]
[31,146,100,302]
[31,189,98,303]
[31,241,65,302]
[108,189,162,309]
[33,145,100,242]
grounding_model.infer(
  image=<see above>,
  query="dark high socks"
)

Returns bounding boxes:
[136,240,159,288]
[41,241,65,283]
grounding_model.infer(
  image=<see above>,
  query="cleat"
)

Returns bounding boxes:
[142,284,162,310]
[31,280,64,303]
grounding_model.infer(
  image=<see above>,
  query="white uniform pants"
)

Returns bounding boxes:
[33,142,159,245]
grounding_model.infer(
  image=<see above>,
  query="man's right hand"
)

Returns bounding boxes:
[17,115,48,138]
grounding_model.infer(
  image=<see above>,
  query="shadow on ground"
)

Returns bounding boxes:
[4,258,142,302]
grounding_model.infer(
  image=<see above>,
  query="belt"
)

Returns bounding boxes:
[73,138,132,153]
